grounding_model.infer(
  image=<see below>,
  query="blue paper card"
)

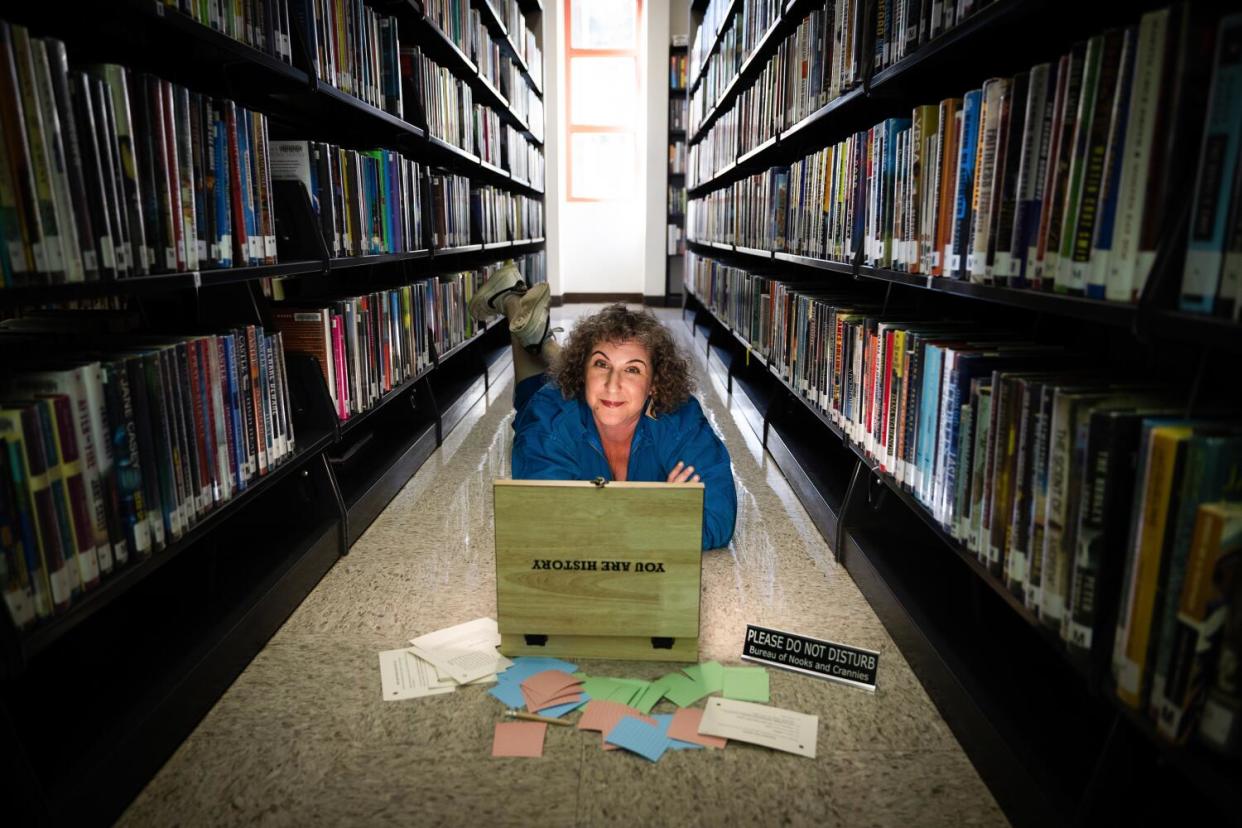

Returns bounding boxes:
[652,713,703,750]
[500,657,579,682]
[605,716,670,762]
[487,682,528,708]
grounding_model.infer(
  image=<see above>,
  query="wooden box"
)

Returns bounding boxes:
[493,479,703,661]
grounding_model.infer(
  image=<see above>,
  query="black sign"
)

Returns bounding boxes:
[741,624,879,692]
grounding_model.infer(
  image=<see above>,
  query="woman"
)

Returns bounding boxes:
[470,263,736,551]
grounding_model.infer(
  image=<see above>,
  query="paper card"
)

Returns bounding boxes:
[661,672,709,707]
[492,721,546,758]
[633,679,672,714]
[579,676,625,700]
[410,618,505,684]
[697,697,818,759]
[722,666,770,702]
[522,685,583,713]
[536,695,590,718]
[409,640,502,686]
[699,661,725,694]
[487,681,528,708]
[606,684,643,706]
[503,657,579,679]
[523,669,582,699]
[651,713,703,750]
[577,700,643,732]
[378,649,456,701]
[667,707,727,749]
[605,717,670,762]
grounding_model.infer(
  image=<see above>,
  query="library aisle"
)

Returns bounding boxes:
[119,307,1004,827]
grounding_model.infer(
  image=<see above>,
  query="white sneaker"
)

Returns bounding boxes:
[509,282,552,351]
[469,261,526,321]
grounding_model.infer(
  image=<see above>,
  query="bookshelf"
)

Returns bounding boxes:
[0,0,545,823]
[683,0,1242,825]
[667,38,689,300]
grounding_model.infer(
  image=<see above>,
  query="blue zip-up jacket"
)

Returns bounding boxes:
[511,378,736,551]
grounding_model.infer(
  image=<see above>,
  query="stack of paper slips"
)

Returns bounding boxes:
[408,617,511,685]
[378,617,511,700]
[488,657,590,717]
[520,670,586,715]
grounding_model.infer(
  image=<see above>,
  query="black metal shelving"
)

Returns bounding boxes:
[0,0,547,822]
[683,0,1242,823]
[687,240,1242,351]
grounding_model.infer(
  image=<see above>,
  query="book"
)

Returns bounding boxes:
[1195,503,1242,755]
[1114,421,1196,710]
[1180,14,1242,313]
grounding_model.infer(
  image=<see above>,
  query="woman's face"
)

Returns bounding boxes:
[584,339,653,433]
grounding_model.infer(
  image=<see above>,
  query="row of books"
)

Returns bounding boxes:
[429,172,471,249]
[409,47,543,174]
[689,0,736,83]
[0,24,278,287]
[671,53,689,90]
[873,0,1003,74]
[501,0,543,89]
[670,98,688,133]
[507,128,544,186]
[471,186,543,245]
[690,0,783,112]
[688,9,1242,314]
[269,142,424,258]
[273,267,496,422]
[296,0,403,116]
[0,322,297,629]
[740,6,858,160]
[689,0,864,138]
[424,0,539,113]
[690,108,738,187]
[669,141,687,176]
[669,185,687,217]
[167,0,295,64]
[668,224,686,257]
[516,249,546,286]
[687,251,1242,753]
[408,47,475,155]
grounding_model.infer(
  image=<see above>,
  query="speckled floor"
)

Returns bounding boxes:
[119,306,1007,827]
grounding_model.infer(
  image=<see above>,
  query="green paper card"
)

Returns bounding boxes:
[662,672,710,707]
[722,666,769,703]
[634,679,672,714]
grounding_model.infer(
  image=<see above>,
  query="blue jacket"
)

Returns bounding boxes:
[511,379,736,550]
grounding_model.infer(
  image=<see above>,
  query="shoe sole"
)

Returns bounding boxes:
[469,263,523,320]
[509,283,551,346]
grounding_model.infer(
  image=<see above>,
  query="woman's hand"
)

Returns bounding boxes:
[667,461,700,483]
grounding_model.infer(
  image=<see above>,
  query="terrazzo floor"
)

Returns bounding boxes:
[119,306,1007,827]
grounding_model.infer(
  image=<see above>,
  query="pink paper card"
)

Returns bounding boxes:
[522,669,582,699]
[521,684,582,713]
[492,721,547,758]
[577,700,640,732]
[668,707,727,749]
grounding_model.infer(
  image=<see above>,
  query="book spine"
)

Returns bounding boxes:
[1180,15,1242,313]
[11,26,67,282]
[0,410,55,617]
[30,38,87,283]
[1114,425,1192,710]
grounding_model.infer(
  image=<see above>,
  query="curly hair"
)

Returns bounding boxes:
[551,304,695,416]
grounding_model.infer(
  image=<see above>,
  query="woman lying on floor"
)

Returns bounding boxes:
[469,264,737,551]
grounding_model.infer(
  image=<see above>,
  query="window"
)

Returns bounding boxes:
[565,0,642,201]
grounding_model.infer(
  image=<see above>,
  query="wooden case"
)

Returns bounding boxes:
[493,479,703,661]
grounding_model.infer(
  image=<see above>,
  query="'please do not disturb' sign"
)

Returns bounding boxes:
[741,624,880,692]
